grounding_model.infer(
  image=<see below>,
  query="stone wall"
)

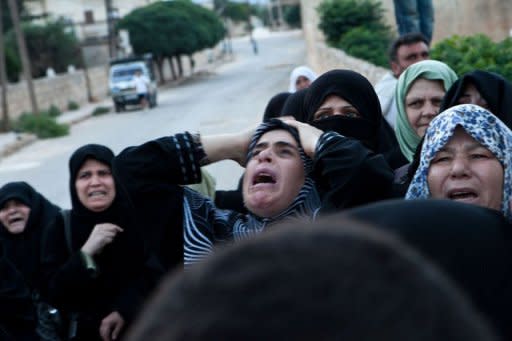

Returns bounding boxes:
[1,44,225,121]
[379,0,512,43]
[300,0,512,85]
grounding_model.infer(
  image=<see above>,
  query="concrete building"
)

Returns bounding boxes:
[24,0,159,65]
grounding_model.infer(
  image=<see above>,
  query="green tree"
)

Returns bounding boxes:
[119,0,224,81]
[5,19,82,78]
[1,0,25,33]
[284,5,301,28]
[214,0,250,22]
[318,0,388,44]
[317,0,392,66]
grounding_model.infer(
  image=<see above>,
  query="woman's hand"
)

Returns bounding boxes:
[81,223,123,256]
[99,311,125,341]
[280,118,323,158]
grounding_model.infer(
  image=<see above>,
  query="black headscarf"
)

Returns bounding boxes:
[440,70,512,128]
[262,92,291,122]
[341,199,512,340]
[51,144,143,320]
[303,69,398,154]
[281,88,308,122]
[66,144,138,256]
[0,182,60,289]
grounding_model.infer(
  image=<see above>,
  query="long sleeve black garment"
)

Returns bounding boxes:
[313,133,395,212]
[40,213,144,325]
[0,243,38,340]
[114,131,395,265]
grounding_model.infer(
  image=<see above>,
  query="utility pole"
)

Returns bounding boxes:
[105,0,117,59]
[275,0,284,28]
[7,0,39,115]
[0,3,9,131]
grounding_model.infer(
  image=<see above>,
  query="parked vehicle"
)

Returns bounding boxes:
[109,55,158,112]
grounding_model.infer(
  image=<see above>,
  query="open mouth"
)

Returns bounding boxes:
[8,216,24,225]
[447,190,478,201]
[253,172,276,185]
[88,190,107,198]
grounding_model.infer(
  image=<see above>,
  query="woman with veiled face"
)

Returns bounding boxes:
[440,70,512,129]
[407,104,512,220]
[395,60,458,162]
[41,144,144,341]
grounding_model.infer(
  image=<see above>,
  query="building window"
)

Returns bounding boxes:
[84,10,94,24]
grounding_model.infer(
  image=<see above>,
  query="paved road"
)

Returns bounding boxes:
[0,30,307,208]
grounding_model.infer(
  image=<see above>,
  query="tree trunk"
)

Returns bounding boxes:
[0,4,9,131]
[169,56,177,81]
[188,55,195,74]
[177,55,183,78]
[7,0,38,115]
[155,56,165,84]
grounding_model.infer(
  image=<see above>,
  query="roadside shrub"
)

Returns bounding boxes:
[317,0,391,65]
[284,5,301,28]
[431,34,512,81]
[15,113,69,138]
[46,104,61,117]
[92,106,111,116]
[338,27,391,67]
[67,100,80,111]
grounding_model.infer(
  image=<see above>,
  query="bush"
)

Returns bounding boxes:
[15,113,69,138]
[317,0,391,65]
[430,34,512,81]
[338,27,391,67]
[92,106,111,116]
[67,101,79,111]
[284,5,301,28]
[46,104,61,117]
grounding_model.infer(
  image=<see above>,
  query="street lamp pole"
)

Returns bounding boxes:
[105,0,117,59]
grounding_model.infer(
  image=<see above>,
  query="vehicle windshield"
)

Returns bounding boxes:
[111,67,143,81]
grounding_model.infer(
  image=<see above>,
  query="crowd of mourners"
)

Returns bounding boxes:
[2,31,512,340]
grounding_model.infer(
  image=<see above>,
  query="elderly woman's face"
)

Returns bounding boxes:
[427,127,503,211]
[457,83,489,110]
[75,159,116,212]
[405,78,445,137]
[0,199,30,234]
[243,129,306,218]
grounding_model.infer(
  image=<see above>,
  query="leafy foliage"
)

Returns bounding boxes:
[284,5,301,28]
[92,106,110,116]
[318,0,389,44]
[46,104,61,117]
[338,27,391,67]
[15,112,69,138]
[5,19,82,78]
[118,0,225,59]
[430,34,512,81]
[5,45,20,82]
[1,0,26,33]
[67,101,79,111]
[317,0,392,66]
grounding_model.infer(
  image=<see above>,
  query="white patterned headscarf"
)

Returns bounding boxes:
[406,104,512,221]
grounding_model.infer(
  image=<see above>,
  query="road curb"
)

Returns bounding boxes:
[0,133,38,159]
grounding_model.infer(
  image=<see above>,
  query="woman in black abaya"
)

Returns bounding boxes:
[0,182,60,340]
[41,144,144,341]
[302,70,396,207]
